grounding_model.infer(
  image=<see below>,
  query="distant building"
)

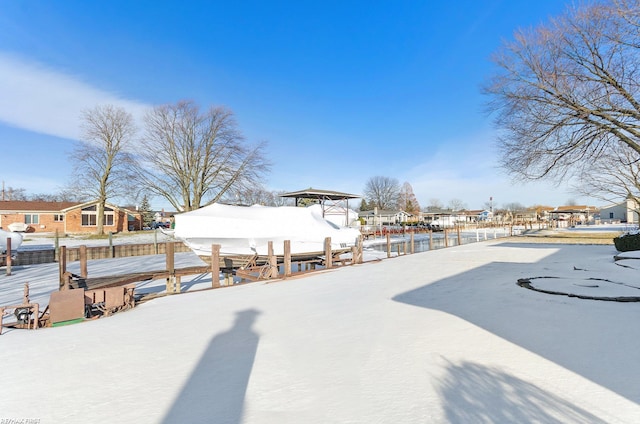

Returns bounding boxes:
[548,205,599,227]
[358,209,414,226]
[599,198,639,224]
[0,200,142,233]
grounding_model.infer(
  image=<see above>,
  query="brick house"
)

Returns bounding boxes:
[0,200,142,233]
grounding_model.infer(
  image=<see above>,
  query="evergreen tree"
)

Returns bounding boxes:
[139,195,155,227]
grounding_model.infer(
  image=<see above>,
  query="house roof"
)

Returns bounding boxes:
[553,205,599,213]
[359,210,413,216]
[0,200,80,212]
[0,200,141,214]
[280,187,361,200]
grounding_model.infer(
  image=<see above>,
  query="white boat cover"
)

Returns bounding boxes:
[0,229,23,253]
[174,203,361,257]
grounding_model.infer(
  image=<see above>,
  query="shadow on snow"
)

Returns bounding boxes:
[393,243,640,405]
[162,309,261,424]
[438,359,608,423]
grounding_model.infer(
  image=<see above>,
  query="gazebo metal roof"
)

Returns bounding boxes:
[279,188,361,202]
[280,187,361,225]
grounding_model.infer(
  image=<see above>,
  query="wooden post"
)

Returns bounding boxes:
[154,229,158,254]
[386,233,391,258]
[32,303,39,330]
[23,283,29,304]
[351,246,357,265]
[410,232,415,254]
[269,255,278,278]
[5,237,11,276]
[284,240,291,277]
[165,241,175,293]
[166,242,175,272]
[58,245,67,290]
[324,237,332,269]
[54,229,59,261]
[79,245,88,278]
[211,244,221,288]
[444,229,449,247]
[357,235,363,264]
[429,229,433,250]
[62,271,71,291]
[174,275,182,294]
[268,241,274,258]
[108,232,114,258]
[457,226,461,246]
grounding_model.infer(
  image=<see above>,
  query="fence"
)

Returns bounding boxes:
[13,242,191,266]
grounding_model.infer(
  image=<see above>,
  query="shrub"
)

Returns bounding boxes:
[613,232,640,252]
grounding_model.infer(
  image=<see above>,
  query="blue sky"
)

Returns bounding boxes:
[0,0,590,210]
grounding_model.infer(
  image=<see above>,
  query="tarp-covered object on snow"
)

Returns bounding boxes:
[174,203,361,258]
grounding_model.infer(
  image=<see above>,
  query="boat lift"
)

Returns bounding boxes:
[279,187,360,227]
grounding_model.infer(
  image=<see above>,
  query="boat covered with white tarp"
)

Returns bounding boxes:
[174,203,361,259]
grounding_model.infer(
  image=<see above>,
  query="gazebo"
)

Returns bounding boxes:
[280,187,361,227]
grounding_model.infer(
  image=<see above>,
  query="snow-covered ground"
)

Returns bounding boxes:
[1,227,640,423]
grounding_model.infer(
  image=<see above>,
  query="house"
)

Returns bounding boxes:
[460,209,493,222]
[599,198,639,224]
[548,205,599,227]
[419,210,461,226]
[152,209,180,227]
[0,200,142,233]
[358,209,414,226]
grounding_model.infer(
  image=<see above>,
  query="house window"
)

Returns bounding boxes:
[81,213,97,226]
[24,214,39,225]
[54,214,64,222]
[609,212,614,219]
[81,205,115,226]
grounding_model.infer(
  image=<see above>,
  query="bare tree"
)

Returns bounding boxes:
[503,202,526,213]
[29,192,86,202]
[447,198,467,211]
[224,186,293,206]
[0,185,87,202]
[485,1,640,190]
[136,101,270,212]
[397,182,421,214]
[575,141,640,213]
[0,185,27,201]
[72,105,136,234]
[363,176,400,210]
[423,198,444,212]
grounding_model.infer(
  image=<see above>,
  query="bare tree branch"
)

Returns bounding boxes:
[70,105,136,234]
[135,100,270,211]
[485,1,640,189]
[363,176,400,210]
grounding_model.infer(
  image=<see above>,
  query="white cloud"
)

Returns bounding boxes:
[0,52,151,141]
[400,132,595,209]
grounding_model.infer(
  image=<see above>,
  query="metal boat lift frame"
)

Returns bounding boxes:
[279,187,361,227]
